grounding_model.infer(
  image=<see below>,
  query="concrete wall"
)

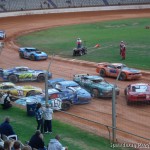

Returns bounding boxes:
[0,4,150,18]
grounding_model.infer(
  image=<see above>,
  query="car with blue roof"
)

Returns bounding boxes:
[48,78,92,104]
[73,74,120,98]
[0,66,52,83]
[15,88,78,111]
[19,47,48,61]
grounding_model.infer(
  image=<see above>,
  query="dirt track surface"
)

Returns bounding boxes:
[1,9,150,145]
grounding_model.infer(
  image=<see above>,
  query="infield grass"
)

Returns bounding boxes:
[16,18,150,70]
[0,106,133,150]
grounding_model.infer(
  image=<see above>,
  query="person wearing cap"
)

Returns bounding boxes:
[48,135,68,150]
[42,104,53,134]
[119,41,124,55]
[76,38,82,49]
[28,130,46,150]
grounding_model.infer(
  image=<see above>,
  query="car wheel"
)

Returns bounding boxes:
[37,74,45,82]
[119,72,127,81]
[30,54,35,61]
[73,51,76,56]
[100,69,106,77]
[61,102,71,111]
[8,75,18,83]
[92,89,99,98]
[26,90,37,97]
[79,51,83,56]
[19,52,24,58]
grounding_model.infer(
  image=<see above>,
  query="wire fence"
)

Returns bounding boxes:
[0,0,150,12]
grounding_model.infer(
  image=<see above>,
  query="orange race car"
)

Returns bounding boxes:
[96,62,142,81]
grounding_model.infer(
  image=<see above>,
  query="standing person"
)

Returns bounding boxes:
[0,117,16,137]
[28,130,46,150]
[48,135,68,150]
[76,38,82,49]
[121,44,126,60]
[119,41,124,55]
[0,91,12,109]
[43,104,53,134]
[35,103,44,134]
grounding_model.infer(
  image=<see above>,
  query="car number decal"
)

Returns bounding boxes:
[19,73,33,79]
[18,90,24,96]
[109,69,117,73]
[49,98,62,110]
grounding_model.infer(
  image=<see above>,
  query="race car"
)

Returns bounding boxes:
[15,88,76,111]
[19,47,48,61]
[0,66,52,83]
[124,83,150,105]
[73,74,119,98]
[48,78,92,104]
[0,82,42,100]
[0,30,6,40]
[96,62,142,81]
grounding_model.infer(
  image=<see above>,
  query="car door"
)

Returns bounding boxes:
[107,65,118,77]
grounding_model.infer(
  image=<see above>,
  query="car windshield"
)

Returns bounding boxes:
[67,86,81,92]
[132,85,147,92]
[92,79,104,83]
[117,64,127,69]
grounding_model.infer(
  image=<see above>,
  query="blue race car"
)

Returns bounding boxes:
[0,30,6,40]
[48,78,92,104]
[19,47,48,61]
[15,88,76,111]
[0,66,52,83]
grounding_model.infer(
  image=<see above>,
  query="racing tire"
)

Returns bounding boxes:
[73,51,76,56]
[61,102,71,111]
[37,74,45,82]
[119,72,127,81]
[26,90,37,97]
[100,69,106,77]
[92,89,99,98]
[8,74,18,83]
[30,54,36,61]
[19,52,24,58]
[79,51,83,56]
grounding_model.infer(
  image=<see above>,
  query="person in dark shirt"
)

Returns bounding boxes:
[28,130,45,150]
[0,117,15,137]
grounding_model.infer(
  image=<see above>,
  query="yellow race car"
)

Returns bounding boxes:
[0,82,42,99]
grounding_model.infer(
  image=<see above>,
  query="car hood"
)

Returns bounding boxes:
[93,82,118,90]
[122,67,141,73]
[76,88,91,97]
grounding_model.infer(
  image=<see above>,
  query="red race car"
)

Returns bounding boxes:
[124,83,150,105]
[96,62,142,81]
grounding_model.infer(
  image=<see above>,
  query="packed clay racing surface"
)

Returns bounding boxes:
[0,9,150,144]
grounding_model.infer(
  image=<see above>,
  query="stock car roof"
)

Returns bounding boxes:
[0,82,15,86]
[130,83,149,86]
[48,88,60,94]
[57,80,78,86]
[82,75,104,80]
[21,47,36,49]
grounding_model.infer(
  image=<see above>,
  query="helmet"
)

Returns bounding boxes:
[121,41,124,43]
[77,38,80,40]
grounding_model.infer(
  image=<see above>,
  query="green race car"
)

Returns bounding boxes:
[73,74,120,98]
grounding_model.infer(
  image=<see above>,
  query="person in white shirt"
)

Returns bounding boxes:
[48,135,68,150]
[42,104,53,133]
